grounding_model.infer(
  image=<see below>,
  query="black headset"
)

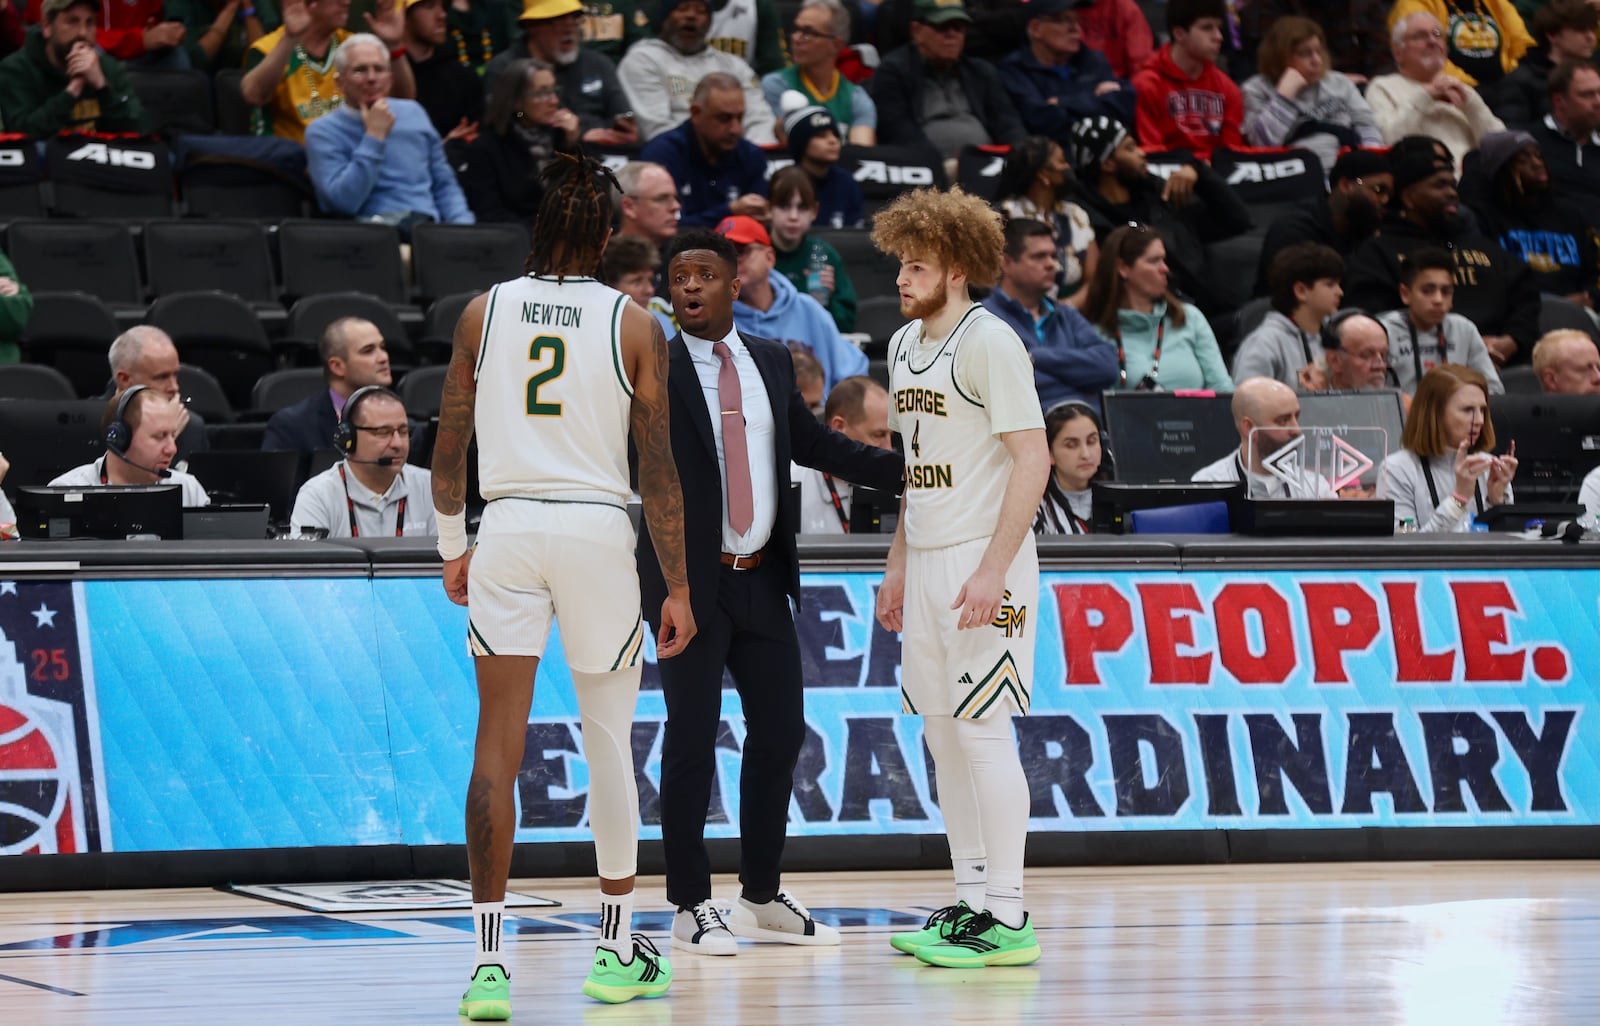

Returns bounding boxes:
[332,385,402,455]
[105,384,151,458]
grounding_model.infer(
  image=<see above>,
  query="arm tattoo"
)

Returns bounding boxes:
[432,301,482,516]
[631,319,690,593]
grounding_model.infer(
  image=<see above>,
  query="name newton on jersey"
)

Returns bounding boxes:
[521,302,584,328]
[895,387,947,417]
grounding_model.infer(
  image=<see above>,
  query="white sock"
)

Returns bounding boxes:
[952,856,988,911]
[984,885,1025,930]
[473,901,506,970]
[598,890,634,961]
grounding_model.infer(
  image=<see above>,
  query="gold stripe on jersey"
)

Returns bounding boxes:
[901,686,919,715]
[468,619,496,657]
[610,616,643,671]
[952,651,1029,720]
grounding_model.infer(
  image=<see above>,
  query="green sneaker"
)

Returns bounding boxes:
[580,934,673,1004]
[458,963,511,1020]
[914,911,1040,968]
[889,901,976,955]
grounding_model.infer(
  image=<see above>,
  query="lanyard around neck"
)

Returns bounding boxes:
[1407,319,1446,386]
[340,463,406,538]
[822,473,850,533]
[1114,313,1165,389]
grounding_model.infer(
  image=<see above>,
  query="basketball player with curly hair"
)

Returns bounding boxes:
[870,187,1052,969]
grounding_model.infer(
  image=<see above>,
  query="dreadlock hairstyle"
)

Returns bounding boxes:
[526,150,622,278]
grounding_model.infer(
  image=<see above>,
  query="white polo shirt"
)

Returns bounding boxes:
[291,461,438,538]
[51,459,211,507]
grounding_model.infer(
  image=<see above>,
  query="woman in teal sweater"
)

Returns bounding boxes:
[1081,224,1231,393]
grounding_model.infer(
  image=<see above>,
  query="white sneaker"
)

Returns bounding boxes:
[724,890,841,946]
[672,900,738,956]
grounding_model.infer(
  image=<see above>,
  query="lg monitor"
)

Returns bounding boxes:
[15,484,183,540]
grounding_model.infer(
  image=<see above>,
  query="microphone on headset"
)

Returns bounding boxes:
[109,453,174,480]
[346,456,398,467]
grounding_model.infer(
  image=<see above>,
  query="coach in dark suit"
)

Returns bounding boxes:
[637,228,904,954]
[262,317,394,455]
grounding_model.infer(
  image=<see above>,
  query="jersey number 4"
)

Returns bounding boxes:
[910,420,921,458]
[526,334,566,416]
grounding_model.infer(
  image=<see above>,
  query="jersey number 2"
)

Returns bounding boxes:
[526,335,566,416]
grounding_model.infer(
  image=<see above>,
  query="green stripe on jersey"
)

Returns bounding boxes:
[609,294,634,397]
[475,284,500,379]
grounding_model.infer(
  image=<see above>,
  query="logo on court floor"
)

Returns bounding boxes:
[0,581,108,856]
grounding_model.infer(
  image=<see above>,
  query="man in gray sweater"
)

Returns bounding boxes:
[1232,242,1345,389]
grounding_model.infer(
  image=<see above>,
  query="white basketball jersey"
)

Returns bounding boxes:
[475,274,634,505]
[888,304,1045,549]
[708,0,762,65]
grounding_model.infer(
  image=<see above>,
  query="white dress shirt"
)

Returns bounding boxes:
[682,329,778,555]
[1192,449,1337,499]
[291,461,438,538]
[792,462,851,534]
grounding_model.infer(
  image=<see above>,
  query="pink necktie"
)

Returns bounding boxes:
[712,341,754,537]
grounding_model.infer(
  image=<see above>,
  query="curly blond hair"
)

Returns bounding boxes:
[870,187,1005,289]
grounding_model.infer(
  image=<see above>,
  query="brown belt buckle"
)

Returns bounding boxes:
[724,550,759,570]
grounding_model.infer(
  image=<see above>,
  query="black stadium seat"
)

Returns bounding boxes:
[7,222,145,318]
[813,228,901,305]
[1539,294,1600,345]
[178,158,314,221]
[212,69,253,135]
[286,292,413,364]
[17,291,121,397]
[855,295,905,345]
[0,364,76,400]
[276,220,409,305]
[44,137,176,220]
[143,220,277,303]
[411,222,528,303]
[126,69,215,137]
[251,368,327,414]
[177,363,236,423]
[147,291,276,411]
[397,365,448,419]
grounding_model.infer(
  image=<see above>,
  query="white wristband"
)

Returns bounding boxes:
[436,509,469,561]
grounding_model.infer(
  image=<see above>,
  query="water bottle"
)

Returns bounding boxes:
[805,253,830,305]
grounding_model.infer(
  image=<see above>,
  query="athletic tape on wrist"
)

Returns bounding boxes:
[436,509,469,561]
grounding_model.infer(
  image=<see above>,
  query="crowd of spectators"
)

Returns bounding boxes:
[4,0,1600,538]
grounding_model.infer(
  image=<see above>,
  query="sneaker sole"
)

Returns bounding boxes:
[916,943,1042,968]
[889,934,928,955]
[458,998,512,1020]
[581,979,672,1004]
[671,933,739,956]
[726,924,841,946]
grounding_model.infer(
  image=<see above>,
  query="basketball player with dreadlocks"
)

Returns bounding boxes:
[433,151,697,1018]
[870,188,1051,969]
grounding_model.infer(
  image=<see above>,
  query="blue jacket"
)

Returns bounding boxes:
[732,271,868,391]
[811,164,864,229]
[304,99,474,223]
[639,119,770,228]
[998,45,1135,144]
[981,287,1119,411]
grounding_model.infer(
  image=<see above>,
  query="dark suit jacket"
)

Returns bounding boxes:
[636,331,905,630]
[262,391,338,455]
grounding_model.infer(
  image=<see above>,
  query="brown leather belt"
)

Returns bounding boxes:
[720,548,765,570]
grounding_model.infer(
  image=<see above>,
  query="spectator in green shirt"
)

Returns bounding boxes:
[166,0,280,72]
[767,165,857,332]
[0,247,33,365]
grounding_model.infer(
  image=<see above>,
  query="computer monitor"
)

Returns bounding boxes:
[0,399,108,488]
[1099,392,1235,483]
[1298,389,1407,463]
[1091,480,1244,534]
[1488,394,1600,502]
[185,450,301,523]
[15,484,183,540]
[849,486,900,534]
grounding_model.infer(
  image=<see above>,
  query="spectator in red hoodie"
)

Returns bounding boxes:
[1075,0,1152,79]
[1130,0,1241,159]
[23,0,189,67]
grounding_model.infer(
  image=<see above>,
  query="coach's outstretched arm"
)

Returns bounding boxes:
[432,292,485,606]
[624,305,696,657]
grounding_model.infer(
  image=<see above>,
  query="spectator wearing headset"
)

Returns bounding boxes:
[50,387,210,506]
[289,385,436,537]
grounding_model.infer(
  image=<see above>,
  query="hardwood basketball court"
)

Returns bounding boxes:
[1,863,1597,1023]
